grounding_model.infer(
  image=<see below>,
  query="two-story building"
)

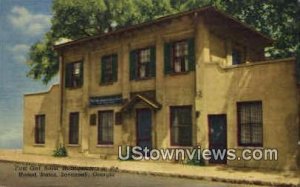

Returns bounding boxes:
[23,6,300,170]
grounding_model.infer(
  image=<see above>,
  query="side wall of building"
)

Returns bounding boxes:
[198,59,300,170]
[23,85,60,155]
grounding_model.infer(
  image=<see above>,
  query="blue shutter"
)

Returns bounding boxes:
[65,63,72,88]
[130,50,137,80]
[112,54,118,82]
[101,57,106,83]
[79,62,83,86]
[188,38,195,71]
[150,46,156,77]
[164,42,172,74]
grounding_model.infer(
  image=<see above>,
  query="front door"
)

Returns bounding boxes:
[208,114,227,164]
[136,109,152,150]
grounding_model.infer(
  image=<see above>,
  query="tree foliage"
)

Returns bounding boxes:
[27,0,300,84]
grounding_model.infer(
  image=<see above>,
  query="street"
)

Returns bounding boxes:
[0,162,262,187]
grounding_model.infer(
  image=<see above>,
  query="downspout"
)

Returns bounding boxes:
[58,52,65,147]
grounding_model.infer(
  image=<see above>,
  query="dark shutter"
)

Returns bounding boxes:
[65,63,72,88]
[100,57,106,83]
[150,46,156,77]
[79,62,83,86]
[112,54,118,82]
[188,38,195,71]
[164,42,172,74]
[130,50,137,80]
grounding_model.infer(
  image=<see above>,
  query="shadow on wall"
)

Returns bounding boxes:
[209,59,299,170]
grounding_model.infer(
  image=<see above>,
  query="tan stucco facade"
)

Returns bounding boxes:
[23,85,60,155]
[23,8,300,170]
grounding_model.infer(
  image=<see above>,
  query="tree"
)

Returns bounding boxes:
[27,0,300,84]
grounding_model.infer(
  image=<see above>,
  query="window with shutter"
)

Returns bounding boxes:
[65,61,83,88]
[130,47,155,80]
[100,54,118,84]
[164,38,195,74]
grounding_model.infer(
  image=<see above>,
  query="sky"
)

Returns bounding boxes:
[0,0,57,148]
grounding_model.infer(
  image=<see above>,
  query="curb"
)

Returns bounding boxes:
[0,159,298,187]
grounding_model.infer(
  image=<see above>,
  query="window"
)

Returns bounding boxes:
[173,41,189,73]
[130,47,155,80]
[69,112,79,144]
[237,101,263,147]
[98,111,114,145]
[65,61,83,88]
[137,48,151,78]
[232,48,242,65]
[170,106,192,146]
[35,115,45,144]
[101,54,118,84]
[164,38,195,74]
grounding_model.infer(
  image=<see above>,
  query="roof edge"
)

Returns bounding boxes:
[24,84,60,97]
[54,6,273,50]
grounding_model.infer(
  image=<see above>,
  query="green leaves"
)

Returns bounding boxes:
[27,0,300,84]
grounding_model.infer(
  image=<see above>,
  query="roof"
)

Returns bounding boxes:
[120,94,161,112]
[54,6,273,50]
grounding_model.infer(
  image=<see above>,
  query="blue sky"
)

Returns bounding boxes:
[0,0,57,148]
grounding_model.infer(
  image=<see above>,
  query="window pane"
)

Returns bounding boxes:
[171,106,192,146]
[252,123,263,144]
[35,115,45,144]
[69,113,79,144]
[173,41,188,73]
[240,123,251,144]
[98,111,114,144]
[238,102,262,146]
[137,48,150,78]
[102,56,113,83]
[73,62,81,76]
[140,49,150,63]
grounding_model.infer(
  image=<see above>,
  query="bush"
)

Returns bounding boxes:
[53,145,68,157]
[185,149,205,166]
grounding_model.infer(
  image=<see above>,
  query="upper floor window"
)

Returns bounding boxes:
[130,47,155,80]
[164,38,195,74]
[232,48,242,65]
[65,61,83,88]
[100,54,118,84]
[237,101,263,147]
[35,114,45,144]
[170,106,192,146]
[232,44,246,65]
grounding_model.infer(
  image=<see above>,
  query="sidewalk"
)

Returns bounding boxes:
[0,150,299,186]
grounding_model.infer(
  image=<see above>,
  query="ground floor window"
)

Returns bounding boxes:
[237,101,263,146]
[69,112,79,144]
[35,114,45,144]
[98,111,114,145]
[170,106,192,146]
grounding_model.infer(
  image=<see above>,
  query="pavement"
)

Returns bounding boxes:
[0,149,299,187]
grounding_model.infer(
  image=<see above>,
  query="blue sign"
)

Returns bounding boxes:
[89,94,123,106]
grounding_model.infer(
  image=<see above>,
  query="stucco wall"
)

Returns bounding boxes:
[198,59,299,170]
[23,85,60,155]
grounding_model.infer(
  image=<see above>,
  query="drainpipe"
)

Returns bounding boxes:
[58,52,65,147]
